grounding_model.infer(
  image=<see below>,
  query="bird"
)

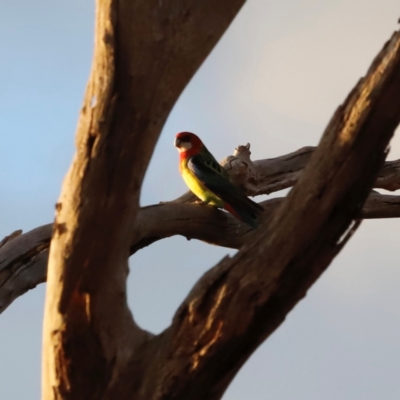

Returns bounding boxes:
[174,132,263,229]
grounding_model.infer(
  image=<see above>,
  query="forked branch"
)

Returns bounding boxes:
[2,0,400,398]
[123,30,400,400]
[0,153,399,314]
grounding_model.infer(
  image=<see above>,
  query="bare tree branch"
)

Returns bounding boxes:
[0,230,22,249]
[376,158,400,191]
[118,30,400,400]
[41,0,247,398]
[1,158,399,314]
[223,144,400,195]
[0,225,51,313]
[362,190,400,218]
[2,1,400,397]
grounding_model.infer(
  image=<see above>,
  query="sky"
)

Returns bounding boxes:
[1,1,400,399]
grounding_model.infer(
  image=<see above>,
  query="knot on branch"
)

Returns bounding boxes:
[221,143,254,186]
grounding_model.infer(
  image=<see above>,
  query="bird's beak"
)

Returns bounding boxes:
[174,137,181,148]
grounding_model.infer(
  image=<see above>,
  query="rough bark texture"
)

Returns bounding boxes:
[1,152,399,315]
[109,30,400,399]
[2,1,400,399]
[42,0,246,399]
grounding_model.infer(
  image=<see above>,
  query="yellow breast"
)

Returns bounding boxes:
[180,159,223,207]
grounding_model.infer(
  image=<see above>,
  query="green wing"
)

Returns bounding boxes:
[187,150,263,218]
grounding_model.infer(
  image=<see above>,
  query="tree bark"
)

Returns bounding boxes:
[45,22,400,399]
[41,0,246,399]
[105,30,400,399]
[2,1,400,399]
[1,151,399,315]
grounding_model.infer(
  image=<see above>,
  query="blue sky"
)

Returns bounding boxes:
[1,1,400,399]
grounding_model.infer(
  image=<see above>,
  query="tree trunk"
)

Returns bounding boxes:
[41,0,246,399]
[2,1,399,399]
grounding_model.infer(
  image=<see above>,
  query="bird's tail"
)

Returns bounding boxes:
[224,198,263,229]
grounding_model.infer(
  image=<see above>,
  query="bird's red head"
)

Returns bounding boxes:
[174,132,203,158]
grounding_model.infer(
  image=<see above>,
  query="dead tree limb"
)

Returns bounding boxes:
[1,144,399,315]
[41,0,246,399]
[2,0,400,398]
[0,160,399,314]
[222,144,400,195]
[126,30,400,400]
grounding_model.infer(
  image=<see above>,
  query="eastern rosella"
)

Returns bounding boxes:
[174,132,263,229]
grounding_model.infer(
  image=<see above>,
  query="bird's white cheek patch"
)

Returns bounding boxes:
[178,142,192,152]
